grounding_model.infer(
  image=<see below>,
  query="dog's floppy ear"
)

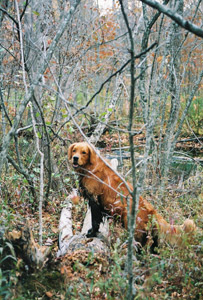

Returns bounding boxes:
[88,145,97,165]
[68,143,76,160]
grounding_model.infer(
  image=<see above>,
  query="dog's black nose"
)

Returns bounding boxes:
[73,156,79,162]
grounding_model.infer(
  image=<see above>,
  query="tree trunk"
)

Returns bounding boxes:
[89,75,123,145]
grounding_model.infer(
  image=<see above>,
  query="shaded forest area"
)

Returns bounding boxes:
[0,0,202,299]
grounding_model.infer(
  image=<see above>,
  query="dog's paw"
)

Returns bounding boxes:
[86,228,97,238]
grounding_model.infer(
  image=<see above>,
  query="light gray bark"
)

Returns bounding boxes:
[140,0,203,38]
[57,190,109,258]
[89,75,123,145]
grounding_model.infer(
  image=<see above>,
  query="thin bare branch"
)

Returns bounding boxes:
[140,0,203,38]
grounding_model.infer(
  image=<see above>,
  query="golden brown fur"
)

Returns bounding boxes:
[68,142,196,249]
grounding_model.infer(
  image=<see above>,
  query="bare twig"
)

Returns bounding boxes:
[118,0,138,298]
[15,0,44,245]
[31,95,52,203]
[29,102,44,246]
[0,5,18,26]
[140,0,203,38]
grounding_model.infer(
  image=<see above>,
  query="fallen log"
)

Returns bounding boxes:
[57,189,109,258]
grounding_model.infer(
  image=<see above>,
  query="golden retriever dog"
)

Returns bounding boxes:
[68,142,196,251]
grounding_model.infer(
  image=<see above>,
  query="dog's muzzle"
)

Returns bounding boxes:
[73,156,79,168]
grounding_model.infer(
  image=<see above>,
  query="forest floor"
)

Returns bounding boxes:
[1,131,203,300]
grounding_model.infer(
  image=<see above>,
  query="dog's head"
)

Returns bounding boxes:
[68,142,96,169]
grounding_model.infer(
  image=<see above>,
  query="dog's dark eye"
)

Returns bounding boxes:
[82,151,86,154]
[73,149,76,152]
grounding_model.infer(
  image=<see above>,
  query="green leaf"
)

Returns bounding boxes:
[64,178,70,183]
[37,132,42,138]
[32,10,40,16]
[5,242,16,259]
[68,126,74,134]
[33,168,40,173]
[0,255,17,264]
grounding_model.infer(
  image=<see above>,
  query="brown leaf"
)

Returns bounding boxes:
[45,291,53,298]
[51,227,58,234]
[60,266,65,274]
[71,195,80,205]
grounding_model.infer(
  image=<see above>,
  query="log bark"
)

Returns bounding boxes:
[57,189,110,258]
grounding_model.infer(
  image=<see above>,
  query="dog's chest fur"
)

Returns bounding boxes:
[80,169,105,196]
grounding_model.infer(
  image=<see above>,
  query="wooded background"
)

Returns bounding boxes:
[0,0,202,299]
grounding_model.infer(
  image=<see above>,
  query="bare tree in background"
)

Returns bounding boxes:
[136,0,202,193]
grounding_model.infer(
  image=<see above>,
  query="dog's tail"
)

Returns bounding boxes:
[155,213,196,245]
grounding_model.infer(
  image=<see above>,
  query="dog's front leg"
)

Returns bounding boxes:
[87,195,103,237]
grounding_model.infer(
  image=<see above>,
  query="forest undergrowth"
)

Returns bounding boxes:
[1,130,202,300]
